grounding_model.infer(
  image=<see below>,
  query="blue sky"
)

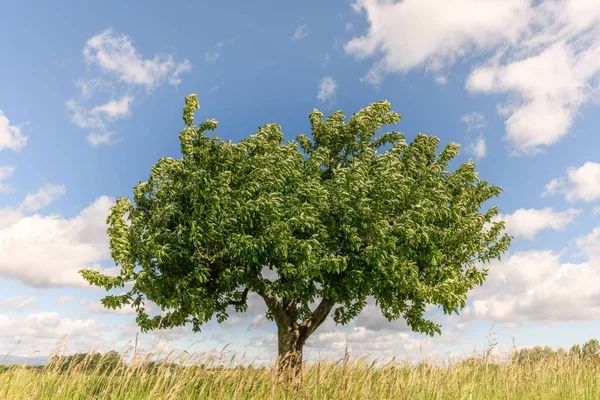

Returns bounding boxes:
[2,0,600,364]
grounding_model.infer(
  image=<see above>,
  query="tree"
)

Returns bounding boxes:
[81,94,511,374]
[582,339,600,360]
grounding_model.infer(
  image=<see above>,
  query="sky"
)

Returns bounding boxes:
[1,0,600,365]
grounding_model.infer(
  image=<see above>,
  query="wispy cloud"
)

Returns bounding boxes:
[317,76,338,102]
[0,110,27,152]
[0,296,37,311]
[19,183,66,212]
[86,132,119,147]
[460,112,487,159]
[205,52,220,63]
[0,166,16,193]
[291,24,309,40]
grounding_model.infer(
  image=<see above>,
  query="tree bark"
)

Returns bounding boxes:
[259,292,336,377]
[277,322,304,375]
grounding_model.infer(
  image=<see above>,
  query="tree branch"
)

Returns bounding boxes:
[228,287,250,306]
[258,291,290,327]
[298,297,336,343]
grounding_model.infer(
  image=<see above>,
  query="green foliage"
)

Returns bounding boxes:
[81,94,511,342]
[569,339,600,361]
[48,351,123,374]
[512,346,559,365]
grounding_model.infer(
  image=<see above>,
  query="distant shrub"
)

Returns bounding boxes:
[49,350,123,373]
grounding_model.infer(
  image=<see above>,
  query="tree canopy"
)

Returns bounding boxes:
[81,94,511,370]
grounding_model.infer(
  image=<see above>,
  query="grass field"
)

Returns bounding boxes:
[1,343,599,399]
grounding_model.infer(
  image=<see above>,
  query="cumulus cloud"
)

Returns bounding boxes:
[0,195,115,288]
[68,28,191,145]
[0,312,107,356]
[83,28,191,88]
[347,0,600,154]
[19,183,66,212]
[543,162,600,202]
[494,207,581,239]
[0,110,28,152]
[452,243,600,325]
[291,24,309,40]
[0,166,16,193]
[576,227,600,259]
[466,41,598,155]
[346,0,530,85]
[317,76,338,102]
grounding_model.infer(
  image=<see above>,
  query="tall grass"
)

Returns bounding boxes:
[1,341,599,399]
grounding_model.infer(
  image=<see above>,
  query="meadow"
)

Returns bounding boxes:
[1,339,600,399]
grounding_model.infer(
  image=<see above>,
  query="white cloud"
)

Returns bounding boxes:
[205,52,219,63]
[88,300,145,315]
[461,112,487,131]
[576,227,600,259]
[346,0,530,85]
[0,110,28,152]
[453,243,600,325]
[466,41,599,155]
[347,0,600,154]
[86,132,118,147]
[73,78,107,99]
[83,28,191,88]
[67,96,133,130]
[19,183,66,213]
[345,22,354,32]
[0,312,107,356]
[321,53,330,67]
[543,162,600,202]
[69,29,191,145]
[0,166,16,193]
[55,295,74,305]
[248,314,267,331]
[461,112,488,159]
[493,207,580,239]
[291,24,309,40]
[0,195,115,288]
[317,76,338,102]
[434,76,448,85]
[0,296,37,311]
[468,136,487,159]
[90,96,133,119]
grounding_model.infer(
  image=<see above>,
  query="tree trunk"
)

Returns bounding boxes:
[277,322,304,376]
[259,291,336,378]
